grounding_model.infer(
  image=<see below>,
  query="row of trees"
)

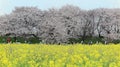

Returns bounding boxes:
[0,5,120,44]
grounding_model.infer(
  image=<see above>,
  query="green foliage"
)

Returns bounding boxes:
[0,36,42,44]
[112,40,120,44]
[0,36,120,44]
[68,37,104,44]
[0,36,8,43]
[27,37,41,44]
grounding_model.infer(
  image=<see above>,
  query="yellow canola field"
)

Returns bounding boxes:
[0,43,120,67]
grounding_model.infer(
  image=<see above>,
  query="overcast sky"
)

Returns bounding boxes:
[0,0,120,15]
